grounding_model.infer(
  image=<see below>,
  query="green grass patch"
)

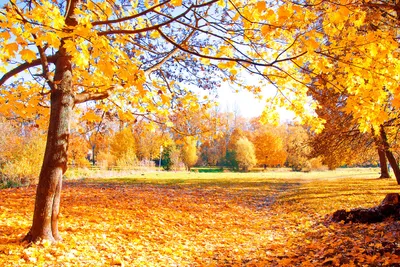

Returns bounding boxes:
[191,167,224,173]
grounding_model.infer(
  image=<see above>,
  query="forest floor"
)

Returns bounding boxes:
[1,169,400,266]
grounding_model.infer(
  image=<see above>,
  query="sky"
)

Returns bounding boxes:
[213,82,295,123]
[216,86,266,118]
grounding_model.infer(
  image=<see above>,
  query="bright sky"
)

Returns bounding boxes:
[214,82,295,123]
[216,86,265,118]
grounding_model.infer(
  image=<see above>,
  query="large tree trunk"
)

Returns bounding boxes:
[24,51,74,243]
[380,125,400,185]
[22,0,80,243]
[378,146,390,178]
[328,193,400,224]
[372,127,390,178]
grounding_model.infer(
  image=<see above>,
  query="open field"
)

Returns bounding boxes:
[1,168,400,266]
[65,167,382,181]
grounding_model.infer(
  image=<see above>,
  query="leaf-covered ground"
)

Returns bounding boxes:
[1,171,400,266]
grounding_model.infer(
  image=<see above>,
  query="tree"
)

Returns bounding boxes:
[133,120,166,161]
[3,0,296,242]
[307,76,378,170]
[181,136,198,171]
[199,109,244,166]
[379,125,400,184]
[250,120,287,167]
[286,125,311,171]
[234,137,257,172]
[68,133,90,167]
[297,1,400,176]
[223,150,238,170]
[161,144,181,171]
[110,128,137,163]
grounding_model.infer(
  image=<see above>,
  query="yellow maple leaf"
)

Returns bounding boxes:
[277,6,291,21]
[0,31,11,40]
[170,0,182,6]
[256,1,266,12]
[261,25,270,36]
[5,42,19,56]
[150,31,160,39]
[20,49,37,63]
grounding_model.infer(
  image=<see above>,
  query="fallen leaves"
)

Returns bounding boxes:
[0,176,400,266]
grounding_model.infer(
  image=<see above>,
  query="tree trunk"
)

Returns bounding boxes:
[328,193,400,224]
[378,147,390,178]
[24,51,74,243]
[372,127,390,178]
[380,125,400,185]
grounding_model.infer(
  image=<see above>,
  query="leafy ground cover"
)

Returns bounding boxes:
[1,169,400,266]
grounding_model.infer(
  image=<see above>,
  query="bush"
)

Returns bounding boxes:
[235,137,257,172]
[161,145,181,171]
[308,157,329,171]
[0,127,46,187]
[96,151,116,170]
[115,148,138,167]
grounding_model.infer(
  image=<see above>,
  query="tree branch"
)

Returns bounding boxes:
[157,29,307,67]
[98,0,218,36]
[74,90,110,104]
[144,26,197,74]
[92,0,171,26]
[0,56,58,86]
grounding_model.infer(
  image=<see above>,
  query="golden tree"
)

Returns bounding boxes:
[235,137,257,172]
[181,136,198,171]
[249,120,287,167]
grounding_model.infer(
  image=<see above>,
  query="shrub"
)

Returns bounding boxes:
[0,128,46,187]
[235,137,257,172]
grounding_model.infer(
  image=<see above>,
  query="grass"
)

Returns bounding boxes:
[69,166,382,180]
[1,168,400,266]
[191,167,224,173]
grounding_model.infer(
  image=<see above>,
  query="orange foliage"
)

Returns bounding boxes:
[1,177,400,266]
[68,134,90,167]
[0,122,46,186]
[252,131,287,167]
[180,136,198,171]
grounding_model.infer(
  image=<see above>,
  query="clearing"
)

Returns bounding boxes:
[1,168,399,266]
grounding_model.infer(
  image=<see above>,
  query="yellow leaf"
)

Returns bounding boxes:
[277,6,291,21]
[201,57,211,65]
[82,112,101,122]
[0,31,11,40]
[171,0,182,6]
[20,49,37,62]
[5,42,19,56]
[256,1,266,12]
[261,25,270,36]
[150,31,160,39]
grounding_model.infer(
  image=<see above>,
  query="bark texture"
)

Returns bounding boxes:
[23,0,81,243]
[373,127,390,179]
[380,126,400,185]
[24,50,74,242]
[377,147,390,178]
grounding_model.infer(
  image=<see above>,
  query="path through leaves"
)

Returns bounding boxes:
[1,175,400,266]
